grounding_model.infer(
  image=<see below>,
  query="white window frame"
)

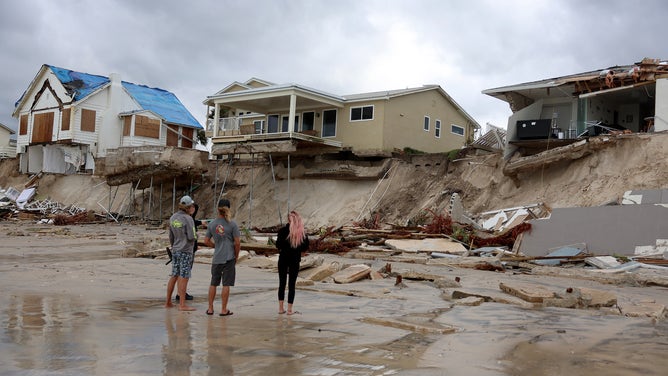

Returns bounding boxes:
[435,119,441,138]
[423,116,430,132]
[350,105,374,122]
[451,124,465,136]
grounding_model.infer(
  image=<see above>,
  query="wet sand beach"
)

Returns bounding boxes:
[1,222,667,375]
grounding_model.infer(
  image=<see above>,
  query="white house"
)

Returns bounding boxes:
[0,122,17,159]
[12,65,203,174]
[483,57,668,159]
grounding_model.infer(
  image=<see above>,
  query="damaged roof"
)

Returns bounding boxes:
[482,58,668,104]
[122,81,201,129]
[49,65,110,101]
[15,65,202,129]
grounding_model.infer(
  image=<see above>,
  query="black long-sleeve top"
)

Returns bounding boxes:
[276,224,310,263]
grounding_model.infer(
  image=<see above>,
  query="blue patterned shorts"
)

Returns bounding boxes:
[170,251,193,279]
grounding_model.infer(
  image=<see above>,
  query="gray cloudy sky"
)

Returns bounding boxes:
[1,0,667,133]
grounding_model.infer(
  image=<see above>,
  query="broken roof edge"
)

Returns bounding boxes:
[482,58,668,98]
[0,122,15,134]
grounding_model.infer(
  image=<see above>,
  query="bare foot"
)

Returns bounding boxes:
[287,311,301,315]
[178,305,196,311]
[165,302,174,308]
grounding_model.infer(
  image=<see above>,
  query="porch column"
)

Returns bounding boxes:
[213,103,220,138]
[288,93,297,135]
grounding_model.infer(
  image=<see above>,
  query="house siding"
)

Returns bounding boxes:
[335,100,386,151]
[383,90,470,153]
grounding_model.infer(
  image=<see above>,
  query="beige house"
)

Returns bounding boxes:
[0,122,17,159]
[204,78,480,156]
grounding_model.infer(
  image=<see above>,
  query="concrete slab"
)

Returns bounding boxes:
[385,238,467,254]
[332,264,371,283]
[499,282,555,303]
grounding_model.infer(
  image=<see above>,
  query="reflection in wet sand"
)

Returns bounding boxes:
[164,311,193,375]
[2,267,667,375]
[205,313,234,375]
[3,294,95,374]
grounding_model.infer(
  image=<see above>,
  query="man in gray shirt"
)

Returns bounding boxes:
[165,195,197,311]
[204,199,240,316]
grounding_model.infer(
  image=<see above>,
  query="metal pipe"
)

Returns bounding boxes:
[269,154,282,226]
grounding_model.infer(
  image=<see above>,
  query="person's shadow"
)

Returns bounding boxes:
[163,312,193,375]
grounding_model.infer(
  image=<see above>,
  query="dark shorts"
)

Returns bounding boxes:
[210,260,236,286]
[170,251,193,279]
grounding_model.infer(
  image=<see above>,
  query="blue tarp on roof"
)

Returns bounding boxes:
[27,65,202,129]
[122,81,202,129]
[49,65,110,101]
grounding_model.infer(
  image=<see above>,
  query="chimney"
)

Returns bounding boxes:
[108,73,122,108]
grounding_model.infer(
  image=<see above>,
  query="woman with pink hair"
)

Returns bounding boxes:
[276,211,310,315]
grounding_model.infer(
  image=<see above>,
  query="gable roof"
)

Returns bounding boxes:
[346,85,480,129]
[14,65,202,129]
[49,65,110,101]
[122,81,202,128]
[0,122,15,134]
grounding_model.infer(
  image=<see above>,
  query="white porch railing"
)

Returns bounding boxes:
[206,117,242,135]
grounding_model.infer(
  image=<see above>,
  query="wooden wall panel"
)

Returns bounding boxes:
[61,108,71,131]
[31,112,54,143]
[135,115,160,139]
[166,124,178,146]
[20,114,28,135]
[123,116,131,136]
[81,109,96,132]
[181,127,193,148]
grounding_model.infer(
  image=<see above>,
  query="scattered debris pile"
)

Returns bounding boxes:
[0,175,101,225]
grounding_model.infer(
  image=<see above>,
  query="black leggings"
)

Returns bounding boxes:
[278,257,300,304]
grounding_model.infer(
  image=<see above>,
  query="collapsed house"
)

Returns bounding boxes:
[12,64,204,174]
[483,57,668,174]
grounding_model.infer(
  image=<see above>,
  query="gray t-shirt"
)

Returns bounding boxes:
[205,217,240,264]
[169,210,196,254]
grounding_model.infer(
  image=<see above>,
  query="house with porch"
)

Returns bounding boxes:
[0,122,17,159]
[203,78,480,157]
[12,64,203,174]
[483,57,668,159]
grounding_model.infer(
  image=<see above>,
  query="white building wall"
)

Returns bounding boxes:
[655,78,668,132]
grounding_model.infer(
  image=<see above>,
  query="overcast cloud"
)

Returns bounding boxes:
[1,0,667,134]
